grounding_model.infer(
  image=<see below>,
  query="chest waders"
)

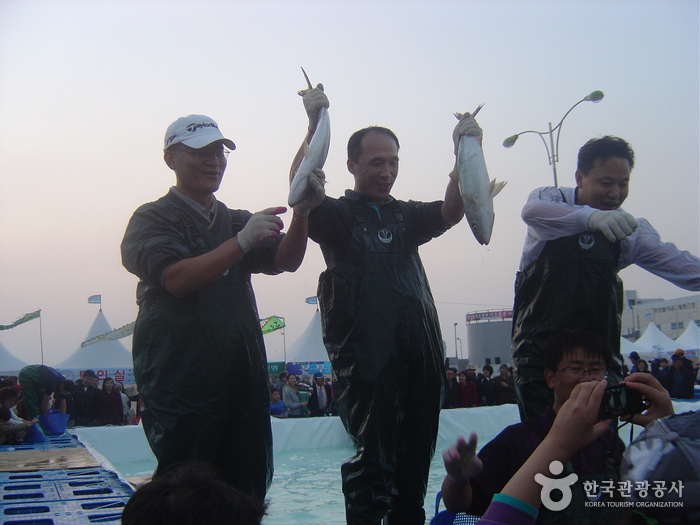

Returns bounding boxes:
[512,231,624,422]
[317,201,444,525]
[132,208,272,502]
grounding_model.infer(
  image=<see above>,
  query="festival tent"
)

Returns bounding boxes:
[285,310,331,376]
[54,310,135,385]
[620,336,655,363]
[674,321,700,352]
[633,322,692,360]
[0,340,29,376]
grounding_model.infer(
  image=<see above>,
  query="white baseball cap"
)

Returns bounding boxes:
[163,115,236,151]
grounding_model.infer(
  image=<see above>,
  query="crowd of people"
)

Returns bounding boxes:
[627,349,697,400]
[269,371,337,418]
[443,364,517,409]
[0,365,135,443]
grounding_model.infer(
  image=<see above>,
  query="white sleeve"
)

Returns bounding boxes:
[620,218,700,291]
[521,187,595,241]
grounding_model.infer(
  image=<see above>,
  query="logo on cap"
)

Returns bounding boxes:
[186,122,219,133]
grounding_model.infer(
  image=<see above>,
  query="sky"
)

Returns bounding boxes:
[0,0,698,367]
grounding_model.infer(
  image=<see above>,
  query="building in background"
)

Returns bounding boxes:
[622,291,699,342]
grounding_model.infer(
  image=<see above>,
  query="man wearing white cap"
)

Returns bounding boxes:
[121,115,325,502]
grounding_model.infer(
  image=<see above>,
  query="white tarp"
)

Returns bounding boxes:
[0,340,29,376]
[620,336,657,363]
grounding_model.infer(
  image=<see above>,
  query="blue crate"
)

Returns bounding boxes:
[0,481,60,504]
[1,496,129,524]
[55,479,133,501]
[0,468,121,484]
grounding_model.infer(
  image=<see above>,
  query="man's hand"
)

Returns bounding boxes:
[545,380,611,458]
[442,432,483,483]
[621,372,674,427]
[293,169,326,217]
[237,207,286,254]
[588,209,638,242]
[301,84,329,132]
[452,113,483,154]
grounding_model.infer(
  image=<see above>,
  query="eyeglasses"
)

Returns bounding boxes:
[556,366,607,379]
[172,147,230,161]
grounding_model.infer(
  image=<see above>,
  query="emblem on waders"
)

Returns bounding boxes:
[378,228,393,243]
[579,234,595,250]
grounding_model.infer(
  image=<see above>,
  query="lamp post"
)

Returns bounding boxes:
[503,90,604,187]
[454,323,458,359]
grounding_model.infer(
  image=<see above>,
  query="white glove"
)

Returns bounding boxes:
[588,209,638,242]
[301,84,329,132]
[294,169,326,217]
[453,113,483,154]
[237,207,285,254]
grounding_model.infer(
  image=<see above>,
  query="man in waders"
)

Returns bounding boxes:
[121,115,325,503]
[294,87,480,524]
[512,135,699,422]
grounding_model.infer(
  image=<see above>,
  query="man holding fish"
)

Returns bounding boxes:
[293,85,482,524]
[121,115,325,502]
[512,135,700,422]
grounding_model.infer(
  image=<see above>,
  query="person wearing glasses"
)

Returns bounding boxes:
[441,330,635,523]
[121,115,325,503]
[512,136,699,423]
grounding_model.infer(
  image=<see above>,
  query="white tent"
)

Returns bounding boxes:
[54,310,134,384]
[674,320,700,351]
[620,336,656,363]
[286,310,329,364]
[633,322,692,359]
[0,340,29,376]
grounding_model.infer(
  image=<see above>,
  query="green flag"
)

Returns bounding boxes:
[0,309,41,331]
[260,315,285,335]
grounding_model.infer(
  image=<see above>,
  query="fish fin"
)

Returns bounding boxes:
[489,179,508,198]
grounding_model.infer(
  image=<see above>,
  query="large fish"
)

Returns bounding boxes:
[455,105,507,245]
[288,68,331,208]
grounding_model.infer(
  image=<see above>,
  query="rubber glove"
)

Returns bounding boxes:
[294,169,326,217]
[301,84,329,132]
[453,113,483,155]
[588,209,638,242]
[237,207,286,254]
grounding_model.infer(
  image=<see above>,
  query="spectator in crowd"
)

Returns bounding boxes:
[476,365,495,406]
[283,374,307,417]
[627,351,640,374]
[0,386,38,445]
[443,367,461,409]
[308,372,332,417]
[457,371,478,408]
[17,364,65,419]
[666,353,695,399]
[651,357,670,391]
[114,381,132,425]
[269,389,287,418]
[635,359,651,374]
[121,461,266,525]
[73,370,100,426]
[272,372,288,393]
[52,379,75,427]
[442,330,629,521]
[98,377,124,426]
[493,364,516,405]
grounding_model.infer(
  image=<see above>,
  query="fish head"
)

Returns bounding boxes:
[463,201,494,245]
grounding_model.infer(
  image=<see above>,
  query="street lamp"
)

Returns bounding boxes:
[503,90,604,187]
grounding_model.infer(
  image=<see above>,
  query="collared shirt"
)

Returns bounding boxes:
[170,186,217,222]
[518,186,700,291]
